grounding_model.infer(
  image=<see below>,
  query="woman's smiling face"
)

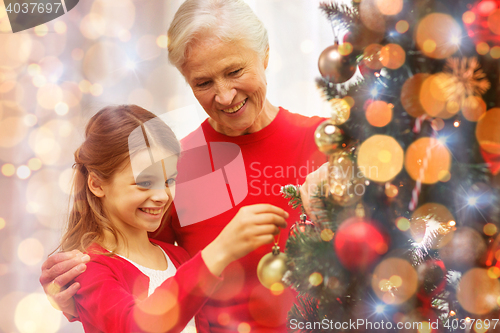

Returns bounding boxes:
[181,38,270,136]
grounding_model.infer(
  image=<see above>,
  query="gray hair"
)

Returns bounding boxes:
[168,0,269,70]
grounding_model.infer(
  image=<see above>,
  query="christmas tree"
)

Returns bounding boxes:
[281,0,500,331]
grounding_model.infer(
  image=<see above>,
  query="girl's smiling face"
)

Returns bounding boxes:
[96,149,178,235]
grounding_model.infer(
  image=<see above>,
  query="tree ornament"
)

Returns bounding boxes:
[328,150,365,206]
[318,44,358,83]
[257,244,288,289]
[289,214,316,238]
[333,217,388,271]
[314,120,344,155]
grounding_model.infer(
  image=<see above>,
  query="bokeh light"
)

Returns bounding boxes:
[404,137,451,184]
[410,203,455,249]
[419,74,447,118]
[365,100,393,127]
[0,33,32,69]
[0,117,28,148]
[83,42,129,86]
[476,108,500,154]
[439,227,487,271]
[396,217,410,231]
[27,158,42,171]
[395,20,409,34]
[431,118,445,131]
[457,268,500,315]
[0,217,5,230]
[309,272,323,286]
[14,293,62,333]
[484,223,498,236]
[58,168,74,195]
[18,238,44,265]
[17,165,31,179]
[136,35,161,61]
[488,9,500,35]
[375,0,403,16]
[380,43,406,69]
[463,96,486,122]
[360,0,386,33]
[372,258,418,304]
[363,44,384,70]
[401,73,429,118]
[2,163,15,177]
[329,98,351,125]
[23,114,38,127]
[462,10,476,24]
[91,0,136,38]
[37,83,63,110]
[491,46,500,59]
[157,35,169,49]
[416,13,462,59]
[476,41,490,55]
[385,183,398,198]
[357,135,404,182]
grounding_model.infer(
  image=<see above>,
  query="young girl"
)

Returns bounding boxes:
[59,105,288,333]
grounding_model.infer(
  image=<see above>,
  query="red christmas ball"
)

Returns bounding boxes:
[333,217,388,271]
[464,0,500,46]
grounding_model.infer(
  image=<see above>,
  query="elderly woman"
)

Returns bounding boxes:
[40,0,327,332]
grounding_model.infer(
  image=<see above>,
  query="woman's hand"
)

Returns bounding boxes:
[299,162,330,221]
[201,204,288,276]
[40,250,90,317]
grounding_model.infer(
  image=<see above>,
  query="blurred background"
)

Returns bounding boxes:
[0,0,335,332]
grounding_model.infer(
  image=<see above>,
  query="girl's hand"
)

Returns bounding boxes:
[201,204,288,276]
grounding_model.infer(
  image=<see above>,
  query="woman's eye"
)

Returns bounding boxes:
[136,181,151,188]
[196,81,210,88]
[230,68,242,75]
[165,178,176,187]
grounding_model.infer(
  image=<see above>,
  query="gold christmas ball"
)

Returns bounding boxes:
[328,150,365,206]
[314,120,344,155]
[257,251,288,289]
[318,44,358,83]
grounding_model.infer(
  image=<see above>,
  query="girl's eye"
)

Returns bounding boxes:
[136,181,152,188]
[165,178,176,187]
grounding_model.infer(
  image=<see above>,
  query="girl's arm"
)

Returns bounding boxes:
[74,251,221,333]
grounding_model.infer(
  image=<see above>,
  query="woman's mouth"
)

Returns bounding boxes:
[222,99,247,114]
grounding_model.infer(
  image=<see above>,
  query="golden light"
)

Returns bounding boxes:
[23,114,38,127]
[410,203,455,248]
[309,272,323,286]
[463,96,486,122]
[54,21,67,34]
[34,24,48,36]
[58,168,74,195]
[90,83,103,96]
[27,158,42,171]
[457,268,500,315]
[17,165,31,179]
[357,135,404,182]
[476,108,500,154]
[363,44,384,70]
[0,32,32,69]
[329,98,351,125]
[454,120,460,127]
[396,217,410,231]
[476,42,490,55]
[488,9,500,35]
[491,46,500,59]
[484,223,498,236]
[0,117,28,148]
[136,35,161,61]
[416,13,462,59]
[0,217,5,230]
[0,80,15,94]
[395,20,409,34]
[40,56,64,81]
[372,258,418,304]
[37,83,63,110]
[404,137,452,184]
[462,10,476,24]
[431,118,445,131]
[14,293,62,333]
[270,282,284,296]
[18,238,44,265]
[380,43,406,69]
[157,35,168,48]
[80,13,106,39]
[54,102,69,116]
[365,100,393,127]
[385,184,398,198]
[83,42,128,86]
[91,0,136,37]
[218,313,230,326]
[29,119,77,166]
[420,74,448,118]
[320,228,334,241]
[450,310,456,316]
[238,322,251,333]
[401,73,429,118]
[2,164,15,177]
[488,266,500,279]
[79,79,92,94]
[338,42,353,56]
[375,0,403,15]
[27,64,41,76]
[32,75,47,88]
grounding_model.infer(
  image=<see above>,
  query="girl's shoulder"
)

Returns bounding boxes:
[149,239,192,266]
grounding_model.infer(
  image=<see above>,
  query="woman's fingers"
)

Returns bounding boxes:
[41,252,90,288]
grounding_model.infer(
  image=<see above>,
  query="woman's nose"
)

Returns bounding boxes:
[215,83,237,106]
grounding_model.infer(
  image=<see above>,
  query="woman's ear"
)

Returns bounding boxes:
[264,45,270,70]
[88,172,105,197]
